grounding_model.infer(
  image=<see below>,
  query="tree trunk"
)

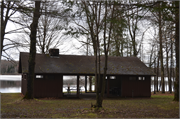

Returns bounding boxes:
[94,1,102,108]
[1,0,4,55]
[1,1,11,55]
[83,1,97,93]
[98,1,114,108]
[115,37,121,56]
[154,56,156,94]
[158,2,165,93]
[24,1,41,99]
[174,1,179,101]
[157,51,160,92]
[127,43,129,57]
[165,40,170,93]
[0,0,4,74]
[86,35,92,92]
[169,37,173,93]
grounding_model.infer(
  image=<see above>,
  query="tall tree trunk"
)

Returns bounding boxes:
[82,1,97,93]
[115,37,121,56]
[24,1,41,99]
[97,1,108,108]
[120,40,123,57]
[0,0,4,74]
[130,46,132,56]
[95,1,102,108]
[169,37,173,93]
[154,56,156,94]
[149,46,154,68]
[94,1,115,108]
[165,40,170,93]
[86,35,92,92]
[1,0,4,55]
[157,51,160,92]
[158,2,165,93]
[174,1,179,101]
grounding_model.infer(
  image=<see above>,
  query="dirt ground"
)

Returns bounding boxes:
[151,91,175,95]
[1,93,179,118]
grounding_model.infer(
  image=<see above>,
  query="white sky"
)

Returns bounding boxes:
[1,2,164,66]
[2,17,156,62]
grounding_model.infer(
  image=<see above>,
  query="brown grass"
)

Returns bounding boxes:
[1,93,179,118]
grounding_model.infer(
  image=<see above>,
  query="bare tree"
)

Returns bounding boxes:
[149,1,165,93]
[126,1,150,57]
[109,4,127,57]
[17,0,66,54]
[36,0,66,54]
[24,1,41,99]
[0,0,28,68]
[67,1,116,108]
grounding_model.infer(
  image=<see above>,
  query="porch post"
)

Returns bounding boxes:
[107,75,110,97]
[77,75,79,98]
[61,75,63,97]
[85,76,87,93]
[21,74,23,94]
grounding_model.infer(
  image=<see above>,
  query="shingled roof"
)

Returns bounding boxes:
[18,52,155,75]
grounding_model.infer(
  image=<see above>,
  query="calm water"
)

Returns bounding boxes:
[0,75,174,93]
[0,75,21,93]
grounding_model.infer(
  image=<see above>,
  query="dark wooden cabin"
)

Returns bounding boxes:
[18,49,155,98]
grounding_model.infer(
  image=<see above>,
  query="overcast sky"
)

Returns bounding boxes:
[2,18,156,63]
[1,3,158,65]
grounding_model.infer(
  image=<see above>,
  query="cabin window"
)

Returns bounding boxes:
[110,76,116,79]
[143,77,145,80]
[138,76,145,80]
[129,77,136,80]
[36,75,43,78]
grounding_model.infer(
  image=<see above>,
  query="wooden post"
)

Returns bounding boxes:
[85,76,87,93]
[77,75,79,98]
[21,74,23,94]
[107,76,110,97]
[61,75,63,97]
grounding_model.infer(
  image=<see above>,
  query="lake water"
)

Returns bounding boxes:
[0,75,21,93]
[0,75,174,93]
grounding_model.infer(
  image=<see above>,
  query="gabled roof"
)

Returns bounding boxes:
[18,52,155,76]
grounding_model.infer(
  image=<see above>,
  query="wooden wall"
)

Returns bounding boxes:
[34,74,63,98]
[121,75,151,97]
[21,73,63,98]
[21,73,27,95]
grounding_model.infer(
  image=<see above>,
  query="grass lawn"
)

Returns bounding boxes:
[1,92,179,118]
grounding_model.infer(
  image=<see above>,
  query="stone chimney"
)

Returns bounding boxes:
[49,49,59,57]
